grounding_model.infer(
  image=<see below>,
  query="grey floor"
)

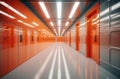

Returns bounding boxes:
[1,43,119,79]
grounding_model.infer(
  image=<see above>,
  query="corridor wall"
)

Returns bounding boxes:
[64,0,120,77]
[0,20,55,77]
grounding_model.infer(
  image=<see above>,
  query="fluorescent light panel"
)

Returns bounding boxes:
[17,20,34,28]
[61,29,65,36]
[69,2,80,18]
[65,21,69,26]
[54,29,58,36]
[57,2,62,19]
[0,10,15,19]
[32,22,38,26]
[57,2,62,26]
[50,22,54,26]
[58,27,61,36]
[0,1,27,18]
[58,20,61,26]
[39,2,50,18]
[17,20,23,23]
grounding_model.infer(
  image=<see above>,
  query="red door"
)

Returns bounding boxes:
[69,30,71,46]
[0,24,9,77]
[76,21,80,51]
[86,3,100,64]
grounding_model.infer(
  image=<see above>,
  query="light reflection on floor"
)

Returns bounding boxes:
[1,43,119,79]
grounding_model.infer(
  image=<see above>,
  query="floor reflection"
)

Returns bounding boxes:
[1,43,119,79]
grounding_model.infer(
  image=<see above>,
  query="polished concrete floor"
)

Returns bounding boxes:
[1,43,119,79]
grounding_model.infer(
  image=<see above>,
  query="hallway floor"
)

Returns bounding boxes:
[1,43,119,79]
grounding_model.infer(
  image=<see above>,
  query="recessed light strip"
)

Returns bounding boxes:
[54,29,58,36]
[65,21,69,26]
[61,29,66,36]
[69,2,80,18]
[58,27,61,36]
[17,20,34,28]
[0,1,27,18]
[57,2,62,26]
[0,10,15,19]
[50,22,54,26]
[39,2,50,18]
[32,22,38,26]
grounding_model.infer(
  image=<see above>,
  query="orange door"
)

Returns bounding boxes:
[8,25,19,70]
[18,28,26,64]
[69,30,71,46]
[76,21,80,51]
[86,3,100,64]
[0,24,9,77]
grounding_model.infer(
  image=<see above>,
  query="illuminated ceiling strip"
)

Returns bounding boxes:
[65,21,69,26]
[0,10,15,19]
[17,20,34,28]
[32,22,38,26]
[58,27,61,36]
[54,29,58,36]
[61,29,66,36]
[39,2,50,18]
[58,20,61,26]
[50,21,54,26]
[57,2,62,26]
[57,2,62,19]
[0,1,27,18]
[69,2,80,18]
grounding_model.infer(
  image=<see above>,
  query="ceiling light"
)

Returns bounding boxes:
[32,22,38,26]
[0,10,15,19]
[61,29,66,36]
[39,2,50,18]
[69,2,80,18]
[17,20,34,28]
[54,29,58,36]
[57,2,62,19]
[0,1,27,18]
[58,27,61,36]
[17,20,23,23]
[65,21,69,26]
[50,21,54,26]
[57,2,62,26]
[58,20,61,26]
[23,22,34,28]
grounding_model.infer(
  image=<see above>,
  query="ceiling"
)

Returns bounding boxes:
[0,0,97,36]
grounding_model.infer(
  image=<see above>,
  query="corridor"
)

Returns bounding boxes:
[1,43,119,79]
[0,0,120,79]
